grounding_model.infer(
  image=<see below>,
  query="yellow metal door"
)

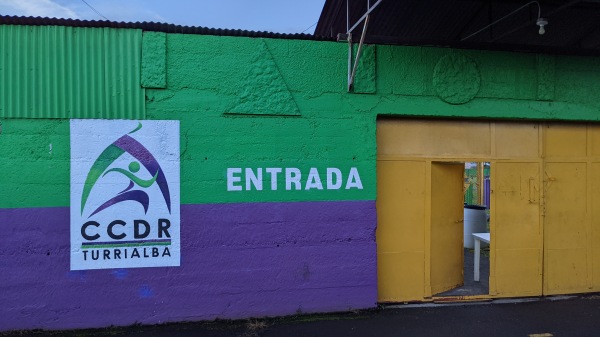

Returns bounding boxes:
[376,119,600,301]
[543,162,589,294]
[430,162,464,295]
[491,162,542,296]
[376,160,426,302]
[543,124,590,295]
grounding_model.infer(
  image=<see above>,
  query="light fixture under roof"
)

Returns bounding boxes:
[536,17,548,35]
[462,1,547,41]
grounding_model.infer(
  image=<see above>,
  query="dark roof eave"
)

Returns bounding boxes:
[364,35,600,57]
[4,15,597,56]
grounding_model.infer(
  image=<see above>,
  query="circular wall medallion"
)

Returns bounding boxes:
[433,54,480,104]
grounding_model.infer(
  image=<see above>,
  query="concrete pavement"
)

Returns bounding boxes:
[3,294,600,337]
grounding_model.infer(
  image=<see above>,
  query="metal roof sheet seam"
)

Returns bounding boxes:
[0,15,336,41]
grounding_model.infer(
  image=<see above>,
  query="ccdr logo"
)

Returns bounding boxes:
[70,120,180,270]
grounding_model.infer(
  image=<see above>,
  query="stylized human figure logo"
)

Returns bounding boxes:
[81,123,171,217]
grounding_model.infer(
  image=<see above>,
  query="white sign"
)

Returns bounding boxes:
[226,167,363,191]
[70,120,180,270]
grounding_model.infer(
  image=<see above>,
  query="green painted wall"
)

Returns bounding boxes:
[0,25,144,119]
[2,26,600,208]
[0,119,69,207]
[147,34,375,205]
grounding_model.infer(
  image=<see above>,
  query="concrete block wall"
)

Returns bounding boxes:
[2,24,600,331]
[0,29,377,331]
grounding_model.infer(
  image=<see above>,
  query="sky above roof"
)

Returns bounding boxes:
[0,0,326,34]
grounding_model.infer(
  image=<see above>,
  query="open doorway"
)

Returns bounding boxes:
[433,162,491,297]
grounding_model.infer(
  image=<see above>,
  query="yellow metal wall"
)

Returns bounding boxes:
[377,160,426,301]
[542,124,600,295]
[377,119,598,302]
[491,161,542,297]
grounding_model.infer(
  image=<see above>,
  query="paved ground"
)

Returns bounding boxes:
[3,294,600,337]
[437,247,490,296]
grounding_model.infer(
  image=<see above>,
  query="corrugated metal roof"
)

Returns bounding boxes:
[0,25,144,119]
[0,15,332,41]
[315,0,600,56]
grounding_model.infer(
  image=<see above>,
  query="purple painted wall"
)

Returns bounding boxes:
[0,201,377,330]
